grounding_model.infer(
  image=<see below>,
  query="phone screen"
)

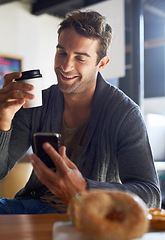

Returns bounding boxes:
[33,132,61,168]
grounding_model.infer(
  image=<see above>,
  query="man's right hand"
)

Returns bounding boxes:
[0,72,34,131]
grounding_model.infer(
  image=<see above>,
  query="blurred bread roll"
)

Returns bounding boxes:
[68,190,149,240]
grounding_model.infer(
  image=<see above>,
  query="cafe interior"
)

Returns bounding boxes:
[0,0,165,238]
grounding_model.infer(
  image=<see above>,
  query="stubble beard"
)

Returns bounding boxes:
[55,67,97,96]
[56,72,82,95]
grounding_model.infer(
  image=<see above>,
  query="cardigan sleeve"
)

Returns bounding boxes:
[0,108,33,180]
[85,107,161,209]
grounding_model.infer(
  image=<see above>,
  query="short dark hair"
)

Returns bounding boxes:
[58,10,113,64]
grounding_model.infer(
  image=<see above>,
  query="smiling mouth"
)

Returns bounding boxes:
[59,71,79,81]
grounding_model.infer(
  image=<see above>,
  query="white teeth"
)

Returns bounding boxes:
[63,75,74,79]
[60,72,75,79]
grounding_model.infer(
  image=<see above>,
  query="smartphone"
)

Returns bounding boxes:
[33,132,61,168]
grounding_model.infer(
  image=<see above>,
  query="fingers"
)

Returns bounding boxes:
[2,98,25,108]
[3,72,22,87]
[2,80,34,97]
[3,71,34,95]
[0,72,34,106]
[30,145,87,203]
[42,142,69,173]
[58,145,66,157]
[0,72,35,131]
[0,85,34,112]
[43,143,77,170]
[1,86,34,102]
[30,153,72,203]
[59,146,76,169]
[30,153,56,185]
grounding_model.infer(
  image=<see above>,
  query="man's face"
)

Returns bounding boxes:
[54,28,101,95]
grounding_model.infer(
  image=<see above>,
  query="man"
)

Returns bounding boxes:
[0,10,161,214]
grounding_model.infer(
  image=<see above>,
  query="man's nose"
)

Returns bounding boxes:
[61,57,74,72]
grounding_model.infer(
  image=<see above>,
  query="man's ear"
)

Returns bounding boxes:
[98,55,110,71]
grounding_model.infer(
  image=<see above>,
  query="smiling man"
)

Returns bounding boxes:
[0,10,161,214]
[55,28,108,96]
[54,26,109,130]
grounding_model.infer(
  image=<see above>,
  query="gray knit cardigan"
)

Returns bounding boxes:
[0,72,161,208]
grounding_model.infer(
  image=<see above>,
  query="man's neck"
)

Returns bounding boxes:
[63,91,94,129]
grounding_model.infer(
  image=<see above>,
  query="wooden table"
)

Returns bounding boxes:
[1,213,165,240]
[0,213,69,240]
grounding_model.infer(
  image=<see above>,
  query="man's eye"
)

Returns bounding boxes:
[77,58,85,62]
[58,51,66,56]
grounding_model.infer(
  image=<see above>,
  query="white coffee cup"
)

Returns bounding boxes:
[15,69,42,108]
